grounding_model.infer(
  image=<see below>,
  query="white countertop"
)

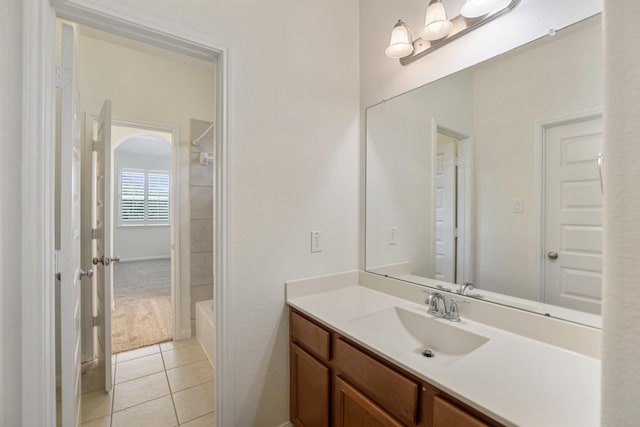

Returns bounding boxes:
[287,285,601,427]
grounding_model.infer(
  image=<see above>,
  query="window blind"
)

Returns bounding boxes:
[147,172,170,222]
[121,169,145,222]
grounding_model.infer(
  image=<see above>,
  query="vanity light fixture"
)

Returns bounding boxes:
[386,0,520,65]
[460,0,511,18]
[422,0,453,41]
[385,20,414,59]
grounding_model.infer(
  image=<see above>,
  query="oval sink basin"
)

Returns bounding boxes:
[348,306,489,367]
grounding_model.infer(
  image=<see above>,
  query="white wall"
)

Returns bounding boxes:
[68,1,361,425]
[0,0,23,425]
[472,17,603,299]
[76,31,215,337]
[113,150,171,261]
[601,1,640,425]
[366,71,473,277]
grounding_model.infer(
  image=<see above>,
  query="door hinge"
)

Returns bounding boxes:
[92,316,101,327]
[91,228,99,239]
[55,65,70,89]
[454,227,459,237]
[54,250,61,281]
[91,139,98,152]
[454,156,460,167]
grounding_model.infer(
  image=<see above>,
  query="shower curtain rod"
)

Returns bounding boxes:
[191,122,214,146]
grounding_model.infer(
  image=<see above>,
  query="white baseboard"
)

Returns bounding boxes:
[277,423,293,427]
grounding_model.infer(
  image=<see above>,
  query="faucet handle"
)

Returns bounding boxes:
[447,298,470,322]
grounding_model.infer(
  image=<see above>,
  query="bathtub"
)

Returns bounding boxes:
[195,299,214,366]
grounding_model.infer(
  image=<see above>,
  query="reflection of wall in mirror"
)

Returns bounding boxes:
[472,18,602,300]
[366,71,473,277]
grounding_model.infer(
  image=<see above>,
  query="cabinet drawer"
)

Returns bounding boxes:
[433,396,489,427]
[334,338,419,426]
[290,310,331,362]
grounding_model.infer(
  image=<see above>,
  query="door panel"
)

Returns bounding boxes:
[544,116,603,313]
[93,100,113,391]
[59,22,82,427]
[434,133,457,283]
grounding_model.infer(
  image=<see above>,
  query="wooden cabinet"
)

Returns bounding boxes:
[289,308,500,427]
[334,376,404,427]
[433,396,489,427]
[290,343,331,427]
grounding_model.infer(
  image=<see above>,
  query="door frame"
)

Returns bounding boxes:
[23,2,233,426]
[533,108,603,302]
[430,118,473,285]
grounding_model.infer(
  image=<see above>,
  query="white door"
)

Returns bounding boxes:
[544,115,603,314]
[434,133,457,282]
[92,100,115,391]
[59,22,84,427]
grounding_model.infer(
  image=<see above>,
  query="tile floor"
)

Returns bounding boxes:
[80,338,215,427]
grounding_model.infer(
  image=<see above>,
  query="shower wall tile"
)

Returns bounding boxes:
[190,219,213,253]
[190,153,214,187]
[191,284,214,320]
[190,251,213,287]
[190,186,213,220]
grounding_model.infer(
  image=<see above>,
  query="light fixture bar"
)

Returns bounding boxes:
[399,0,520,66]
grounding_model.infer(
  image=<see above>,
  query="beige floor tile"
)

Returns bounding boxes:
[116,344,160,363]
[81,415,110,427]
[181,411,215,427]
[172,381,215,424]
[160,337,198,352]
[166,360,214,393]
[115,353,164,384]
[80,389,112,423]
[113,371,170,412]
[162,343,207,370]
[111,395,178,427]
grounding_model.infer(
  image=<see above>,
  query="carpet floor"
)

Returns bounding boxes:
[112,259,172,354]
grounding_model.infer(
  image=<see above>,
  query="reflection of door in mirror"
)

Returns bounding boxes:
[435,131,458,283]
[543,115,603,314]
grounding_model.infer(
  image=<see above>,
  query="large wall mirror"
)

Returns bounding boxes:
[365,14,602,327]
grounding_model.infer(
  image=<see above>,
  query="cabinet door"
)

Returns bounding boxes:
[335,377,404,427]
[291,344,330,427]
[433,396,489,427]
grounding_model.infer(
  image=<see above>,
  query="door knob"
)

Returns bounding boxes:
[547,251,559,260]
[92,256,120,266]
[79,269,94,279]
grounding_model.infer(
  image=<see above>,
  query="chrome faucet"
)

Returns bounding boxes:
[425,291,469,322]
[457,282,474,295]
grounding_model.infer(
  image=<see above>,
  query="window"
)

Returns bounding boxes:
[120,168,170,225]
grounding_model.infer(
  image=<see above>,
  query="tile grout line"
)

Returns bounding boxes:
[161,345,182,426]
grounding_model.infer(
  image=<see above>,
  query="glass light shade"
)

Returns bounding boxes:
[385,20,414,59]
[460,0,511,18]
[421,0,453,41]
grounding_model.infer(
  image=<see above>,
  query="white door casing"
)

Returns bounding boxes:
[93,101,114,391]
[59,22,83,427]
[543,115,603,314]
[434,133,457,283]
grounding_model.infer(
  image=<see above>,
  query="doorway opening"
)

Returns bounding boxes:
[111,125,174,353]
[54,17,219,427]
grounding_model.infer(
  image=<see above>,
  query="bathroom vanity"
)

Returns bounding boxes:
[286,272,600,427]
[290,307,497,427]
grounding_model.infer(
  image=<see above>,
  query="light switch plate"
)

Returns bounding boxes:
[311,231,322,253]
[512,198,523,213]
[389,227,397,245]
